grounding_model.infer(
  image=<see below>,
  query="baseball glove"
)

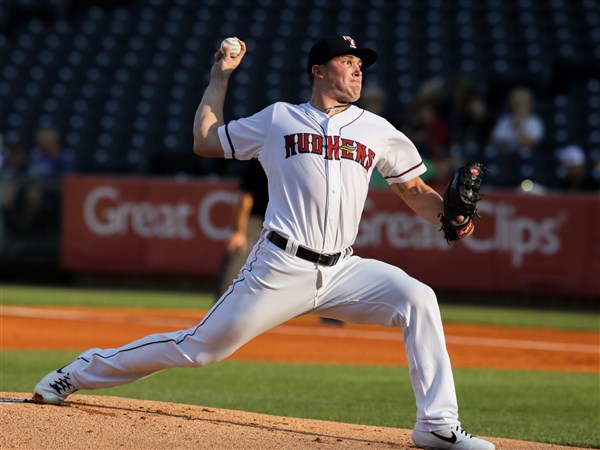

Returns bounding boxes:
[439,162,485,243]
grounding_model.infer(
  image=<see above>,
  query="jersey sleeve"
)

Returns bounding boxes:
[217,104,275,160]
[376,129,427,184]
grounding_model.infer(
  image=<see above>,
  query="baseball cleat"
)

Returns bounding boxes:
[412,426,495,450]
[32,367,79,405]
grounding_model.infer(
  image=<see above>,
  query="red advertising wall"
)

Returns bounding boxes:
[62,176,238,276]
[354,189,600,297]
[62,176,600,297]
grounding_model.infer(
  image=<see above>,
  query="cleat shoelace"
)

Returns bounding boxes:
[49,373,75,394]
[456,426,475,438]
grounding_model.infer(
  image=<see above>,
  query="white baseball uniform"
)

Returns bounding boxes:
[52,102,460,431]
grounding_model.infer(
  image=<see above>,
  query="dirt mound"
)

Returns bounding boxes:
[0,393,589,449]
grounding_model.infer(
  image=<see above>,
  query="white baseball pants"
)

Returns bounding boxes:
[66,232,460,431]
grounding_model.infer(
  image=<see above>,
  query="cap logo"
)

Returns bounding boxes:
[342,36,357,49]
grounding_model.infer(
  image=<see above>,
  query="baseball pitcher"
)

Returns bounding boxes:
[33,35,491,450]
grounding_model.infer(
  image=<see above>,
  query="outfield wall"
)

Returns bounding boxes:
[61,176,600,297]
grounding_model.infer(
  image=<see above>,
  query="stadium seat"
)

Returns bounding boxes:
[1,0,597,182]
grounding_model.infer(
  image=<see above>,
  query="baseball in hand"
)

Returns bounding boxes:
[221,37,241,57]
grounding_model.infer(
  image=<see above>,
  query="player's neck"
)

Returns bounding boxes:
[309,95,351,116]
[310,102,350,116]
[324,103,350,115]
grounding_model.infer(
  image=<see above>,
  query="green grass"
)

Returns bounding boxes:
[2,285,598,447]
[2,284,599,330]
[439,303,600,331]
[1,350,598,448]
[0,284,214,310]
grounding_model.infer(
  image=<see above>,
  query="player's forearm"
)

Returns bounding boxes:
[391,180,443,227]
[192,77,228,157]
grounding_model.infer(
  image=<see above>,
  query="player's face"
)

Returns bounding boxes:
[320,55,363,103]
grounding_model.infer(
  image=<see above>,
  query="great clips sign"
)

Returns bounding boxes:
[355,190,600,297]
[62,176,238,276]
[62,176,600,297]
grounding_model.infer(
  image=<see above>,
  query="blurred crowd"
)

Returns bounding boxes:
[2,0,598,255]
[4,75,598,195]
[1,126,75,238]
[358,74,599,193]
[1,74,598,246]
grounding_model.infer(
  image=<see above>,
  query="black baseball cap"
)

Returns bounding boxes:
[307,36,378,74]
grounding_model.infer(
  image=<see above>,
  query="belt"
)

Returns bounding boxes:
[267,231,342,266]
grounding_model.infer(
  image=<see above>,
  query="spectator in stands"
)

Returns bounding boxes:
[488,86,545,188]
[557,145,599,191]
[28,127,74,177]
[490,86,544,152]
[404,80,455,187]
[215,158,269,299]
[440,73,475,146]
[0,140,30,234]
[21,126,75,232]
[460,93,495,157]
[1,139,29,178]
[358,84,389,117]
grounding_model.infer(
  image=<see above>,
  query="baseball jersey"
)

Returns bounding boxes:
[218,102,426,253]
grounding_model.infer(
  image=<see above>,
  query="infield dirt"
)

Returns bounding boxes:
[0,393,593,449]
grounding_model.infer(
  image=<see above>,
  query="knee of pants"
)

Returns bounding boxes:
[193,352,219,367]
[187,328,249,368]
[192,346,236,367]
[404,283,440,319]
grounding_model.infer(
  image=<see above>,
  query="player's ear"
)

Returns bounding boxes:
[312,65,324,79]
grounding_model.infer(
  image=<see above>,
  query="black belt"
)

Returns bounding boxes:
[267,231,342,266]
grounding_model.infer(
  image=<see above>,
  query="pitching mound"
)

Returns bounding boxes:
[0,393,588,449]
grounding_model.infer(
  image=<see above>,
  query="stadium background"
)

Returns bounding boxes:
[1,0,599,297]
[1,2,599,448]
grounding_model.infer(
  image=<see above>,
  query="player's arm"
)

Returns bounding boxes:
[390,177,443,227]
[193,39,246,158]
[391,177,472,237]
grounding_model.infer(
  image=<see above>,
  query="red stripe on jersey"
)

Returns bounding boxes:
[384,161,424,179]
